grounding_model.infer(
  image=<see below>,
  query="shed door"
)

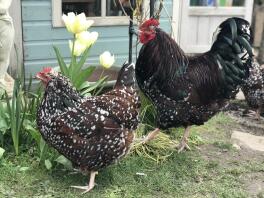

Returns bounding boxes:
[175,0,253,54]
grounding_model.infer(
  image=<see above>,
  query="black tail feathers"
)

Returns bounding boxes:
[114,61,136,88]
[210,17,254,96]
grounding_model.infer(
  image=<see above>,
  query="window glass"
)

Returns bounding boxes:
[190,0,245,6]
[106,0,131,16]
[62,0,101,17]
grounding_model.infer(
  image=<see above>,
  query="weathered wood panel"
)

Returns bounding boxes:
[22,0,173,77]
[23,19,171,41]
[253,5,264,47]
[197,17,210,45]
[179,0,253,53]
[24,54,137,77]
[24,38,129,60]
[22,1,51,21]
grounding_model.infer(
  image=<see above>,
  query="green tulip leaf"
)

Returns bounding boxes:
[0,147,5,159]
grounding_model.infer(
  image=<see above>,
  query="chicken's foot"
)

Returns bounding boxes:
[71,171,98,194]
[245,109,262,120]
[142,128,160,144]
[178,126,191,153]
[245,109,258,117]
[255,108,261,120]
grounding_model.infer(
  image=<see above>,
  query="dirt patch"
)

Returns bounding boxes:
[198,106,264,197]
[242,172,264,198]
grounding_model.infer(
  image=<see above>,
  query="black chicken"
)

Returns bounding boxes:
[136,17,253,152]
[36,62,140,193]
[241,59,264,119]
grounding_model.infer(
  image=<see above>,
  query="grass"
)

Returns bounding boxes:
[0,113,263,198]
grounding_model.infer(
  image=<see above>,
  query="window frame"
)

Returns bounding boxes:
[52,0,130,27]
[188,0,253,19]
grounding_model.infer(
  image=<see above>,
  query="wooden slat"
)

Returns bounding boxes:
[253,5,264,47]
[189,7,245,16]
[185,45,210,53]
[24,54,137,77]
[244,0,254,22]
[187,16,198,45]
[22,1,51,21]
[23,38,129,60]
[23,22,130,41]
[208,16,226,44]
[197,16,210,45]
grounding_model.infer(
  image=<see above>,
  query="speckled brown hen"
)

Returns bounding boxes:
[36,62,140,193]
[242,60,264,119]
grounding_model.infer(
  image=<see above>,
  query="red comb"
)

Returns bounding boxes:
[140,18,159,29]
[41,67,52,73]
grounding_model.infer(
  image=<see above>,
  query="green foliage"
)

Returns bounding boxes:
[0,147,5,159]
[53,40,107,96]
[213,141,233,150]
[4,79,26,155]
[55,155,72,170]
[45,159,52,170]
[0,101,9,146]
[139,92,157,129]
[0,74,44,155]
[132,126,178,163]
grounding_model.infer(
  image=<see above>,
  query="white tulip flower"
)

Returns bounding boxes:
[62,12,94,34]
[69,40,86,56]
[99,51,115,69]
[76,31,98,48]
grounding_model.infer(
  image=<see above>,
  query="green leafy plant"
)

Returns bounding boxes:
[0,73,45,156]
[4,79,26,155]
[54,12,115,96]
[0,101,10,147]
[0,147,5,159]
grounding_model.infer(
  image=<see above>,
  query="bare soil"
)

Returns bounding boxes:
[199,101,264,197]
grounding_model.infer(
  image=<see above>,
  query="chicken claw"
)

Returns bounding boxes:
[142,128,160,144]
[71,171,98,194]
[177,139,191,153]
[177,126,191,153]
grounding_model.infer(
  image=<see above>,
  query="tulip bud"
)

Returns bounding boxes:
[99,51,115,69]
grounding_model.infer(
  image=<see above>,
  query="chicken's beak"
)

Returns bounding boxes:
[36,72,50,86]
[36,72,44,81]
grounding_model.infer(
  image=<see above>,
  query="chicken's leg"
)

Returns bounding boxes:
[255,108,261,120]
[142,128,160,144]
[71,171,98,194]
[178,126,191,153]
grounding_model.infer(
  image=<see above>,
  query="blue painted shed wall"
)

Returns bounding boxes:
[22,0,173,78]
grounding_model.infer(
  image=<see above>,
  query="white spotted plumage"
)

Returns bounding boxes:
[37,62,140,172]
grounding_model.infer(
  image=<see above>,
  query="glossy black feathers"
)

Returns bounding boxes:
[136,17,253,129]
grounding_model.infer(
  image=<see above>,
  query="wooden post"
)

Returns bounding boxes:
[150,0,155,17]
[9,0,24,77]
[258,33,264,64]
[172,0,183,42]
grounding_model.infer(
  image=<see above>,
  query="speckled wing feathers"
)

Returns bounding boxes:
[37,62,140,172]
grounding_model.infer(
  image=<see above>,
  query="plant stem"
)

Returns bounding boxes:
[99,68,105,80]
[92,68,105,95]
[70,34,76,80]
